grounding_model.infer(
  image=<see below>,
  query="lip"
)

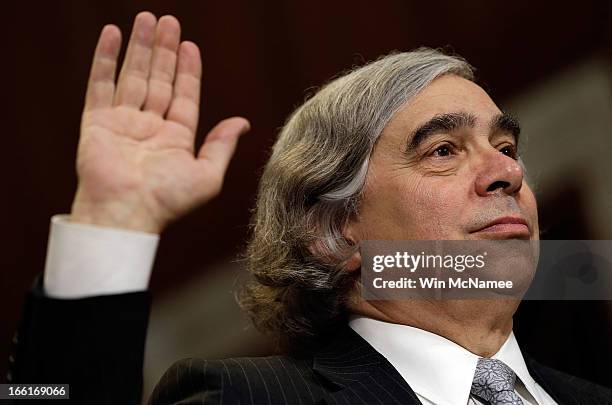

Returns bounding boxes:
[471,216,530,237]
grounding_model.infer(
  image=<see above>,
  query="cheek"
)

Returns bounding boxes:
[520,183,540,235]
[362,174,466,239]
[407,177,467,238]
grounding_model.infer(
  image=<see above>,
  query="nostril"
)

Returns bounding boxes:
[486,180,510,192]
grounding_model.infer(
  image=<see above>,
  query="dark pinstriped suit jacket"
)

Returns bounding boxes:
[149,323,612,405]
[10,282,612,404]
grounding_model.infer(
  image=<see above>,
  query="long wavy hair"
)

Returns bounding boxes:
[239,48,475,353]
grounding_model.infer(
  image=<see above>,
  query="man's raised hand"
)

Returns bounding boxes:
[71,12,249,233]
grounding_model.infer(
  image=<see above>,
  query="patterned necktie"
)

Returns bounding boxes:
[470,358,524,405]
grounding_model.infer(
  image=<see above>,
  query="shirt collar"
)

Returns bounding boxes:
[491,331,542,403]
[348,315,538,405]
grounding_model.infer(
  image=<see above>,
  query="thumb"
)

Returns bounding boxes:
[197,116,250,176]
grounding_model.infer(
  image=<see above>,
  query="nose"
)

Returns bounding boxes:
[474,149,524,196]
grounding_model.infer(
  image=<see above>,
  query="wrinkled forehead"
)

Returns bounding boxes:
[378,75,503,148]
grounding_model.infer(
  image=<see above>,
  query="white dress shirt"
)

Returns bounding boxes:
[44,214,159,298]
[44,214,558,404]
[349,316,558,405]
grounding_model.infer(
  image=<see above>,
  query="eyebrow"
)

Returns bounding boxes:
[405,111,521,152]
[490,113,521,141]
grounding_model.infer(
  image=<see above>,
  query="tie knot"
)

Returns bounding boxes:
[471,358,523,405]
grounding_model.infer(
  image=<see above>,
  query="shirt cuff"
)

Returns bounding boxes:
[43,214,160,299]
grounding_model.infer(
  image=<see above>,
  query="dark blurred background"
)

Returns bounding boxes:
[3,0,611,399]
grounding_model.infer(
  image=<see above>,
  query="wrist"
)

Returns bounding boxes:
[70,192,164,234]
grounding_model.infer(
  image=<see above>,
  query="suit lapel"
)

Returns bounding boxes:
[312,325,422,404]
[310,326,608,404]
[524,353,582,405]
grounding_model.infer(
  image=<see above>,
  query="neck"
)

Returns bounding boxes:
[351,298,518,357]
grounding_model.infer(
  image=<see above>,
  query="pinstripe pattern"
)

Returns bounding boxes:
[148,325,612,405]
[149,325,421,405]
[13,281,612,404]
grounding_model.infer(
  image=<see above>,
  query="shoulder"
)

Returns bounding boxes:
[149,355,326,405]
[527,357,612,402]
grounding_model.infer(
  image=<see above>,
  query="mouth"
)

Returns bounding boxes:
[470,216,530,239]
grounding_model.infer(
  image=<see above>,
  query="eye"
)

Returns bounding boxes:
[431,144,453,157]
[499,144,518,159]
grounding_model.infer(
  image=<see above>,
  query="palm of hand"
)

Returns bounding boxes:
[79,107,204,219]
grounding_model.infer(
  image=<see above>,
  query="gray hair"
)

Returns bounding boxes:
[240,48,475,351]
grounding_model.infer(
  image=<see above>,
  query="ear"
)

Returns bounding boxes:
[342,221,362,273]
[342,250,362,272]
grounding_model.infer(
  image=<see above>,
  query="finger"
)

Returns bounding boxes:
[143,15,180,115]
[166,41,201,133]
[114,11,157,108]
[196,117,251,187]
[84,25,122,111]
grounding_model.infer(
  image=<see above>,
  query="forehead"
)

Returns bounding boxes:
[381,75,502,144]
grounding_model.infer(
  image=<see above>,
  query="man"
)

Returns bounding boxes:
[9,11,612,405]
